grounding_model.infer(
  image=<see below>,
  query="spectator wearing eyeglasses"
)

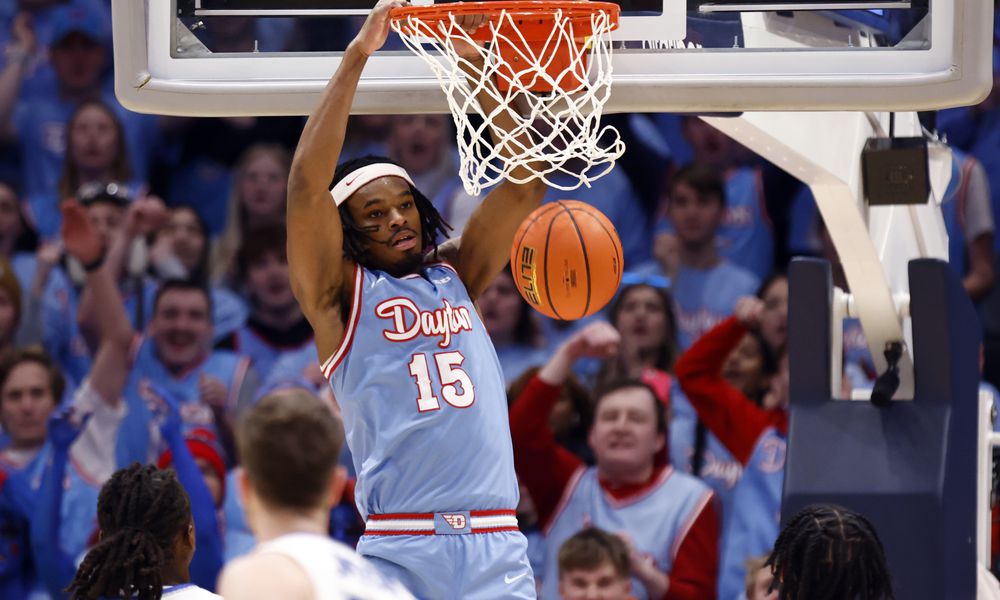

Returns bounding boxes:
[37,183,162,388]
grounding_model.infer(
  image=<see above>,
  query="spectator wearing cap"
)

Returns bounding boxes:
[0,0,111,101]
[218,226,312,382]
[0,4,159,212]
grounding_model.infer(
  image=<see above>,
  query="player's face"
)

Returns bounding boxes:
[722,333,768,399]
[345,176,423,275]
[389,115,450,175]
[0,362,56,449]
[666,182,723,249]
[50,33,105,93]
[69,104,120,173]
[239,152,288,224]
[559,563,632,600]
[760,277,788,352]
[246,251,296,313]
[589,387,664,476]
[478,271,525,344]
[614,286,670,356]
[151,290,213,371]
[161,208,206,274]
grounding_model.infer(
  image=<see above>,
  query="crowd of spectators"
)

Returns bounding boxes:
[0,1,996,598]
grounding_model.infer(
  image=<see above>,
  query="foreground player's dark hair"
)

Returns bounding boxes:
[68,464,191,600]
[765,504,894,600]
[331,155,452,262]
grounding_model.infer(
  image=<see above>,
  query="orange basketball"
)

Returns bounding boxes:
[510,201,624,320]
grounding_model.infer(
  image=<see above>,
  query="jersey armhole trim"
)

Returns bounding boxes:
[322,263,364,379]
[543,465,588,536]
[669,488,715,562]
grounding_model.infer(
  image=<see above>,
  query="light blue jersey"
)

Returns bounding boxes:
[116,339,252,468]
[670,386,744,517]
[325,262,519,517]
[657,167,775,280]
[718,428,785,600]
[325,262,532,599]
[672,262,760,350]
[232,324,312,383]
[542,466,715,600]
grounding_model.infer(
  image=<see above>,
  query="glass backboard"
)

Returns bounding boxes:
[110,0,994,115]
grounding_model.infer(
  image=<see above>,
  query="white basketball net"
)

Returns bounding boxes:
[391,6,625,196]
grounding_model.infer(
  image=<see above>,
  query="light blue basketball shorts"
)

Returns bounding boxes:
[358,510,536,600]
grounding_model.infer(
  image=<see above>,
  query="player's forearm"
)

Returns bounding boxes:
[288,43,368,197]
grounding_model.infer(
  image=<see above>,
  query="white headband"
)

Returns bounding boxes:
[330,163,415,207]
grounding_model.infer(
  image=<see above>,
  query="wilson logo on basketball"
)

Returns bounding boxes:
[517,247,541,306]
[442,514,467,529]
[375,298,473,348]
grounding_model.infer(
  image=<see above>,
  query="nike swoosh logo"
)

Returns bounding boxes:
[344,175,361,187]
[504,573,528,584]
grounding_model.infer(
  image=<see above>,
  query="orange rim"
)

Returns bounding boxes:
[391,1,620,40]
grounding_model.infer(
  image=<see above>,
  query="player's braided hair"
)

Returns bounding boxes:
[331,155,452,263]
[765,504,895,600]
[67,463,191,600]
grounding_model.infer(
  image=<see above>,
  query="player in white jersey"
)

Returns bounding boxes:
[67,463,221,600]
[218,389,414,600]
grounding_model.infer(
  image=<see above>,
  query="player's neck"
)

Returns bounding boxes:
[678,241,719,271]
[254,507,329,543]
[161,563,190,587]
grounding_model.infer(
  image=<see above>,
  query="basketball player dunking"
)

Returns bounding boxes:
[285,0,546,597]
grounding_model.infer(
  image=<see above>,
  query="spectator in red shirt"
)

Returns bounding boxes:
[511,321,719,600]
[674,296,789,599]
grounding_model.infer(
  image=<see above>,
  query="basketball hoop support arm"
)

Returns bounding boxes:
[701,111,953,400]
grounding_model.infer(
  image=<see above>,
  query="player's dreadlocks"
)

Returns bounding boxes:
[765,504,895,600]
[67,463,191,600]
[331,155,452,263]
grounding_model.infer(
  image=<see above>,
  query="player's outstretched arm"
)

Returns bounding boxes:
[288,0,409,360]
[450,38,548,301]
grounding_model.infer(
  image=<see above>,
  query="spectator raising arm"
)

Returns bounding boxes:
[148,384,225,591]
[509,321,620,528]
[29,408,90,599]
[674,297,788,465]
